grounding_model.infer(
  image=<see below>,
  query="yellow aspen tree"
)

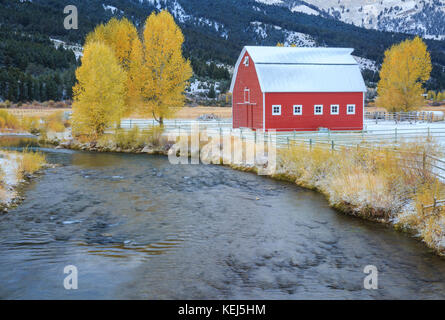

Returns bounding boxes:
[85,17,141,115]
[376,37,432,112]
[127,38,145,111]
[138,10,193,125]
[72,42,126,141]
[85,17,139,69]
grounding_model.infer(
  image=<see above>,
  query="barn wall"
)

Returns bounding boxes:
[232,52,263,129]
[265,92,364,131]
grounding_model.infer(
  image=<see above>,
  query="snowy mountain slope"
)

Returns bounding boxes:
[258,0,445,40]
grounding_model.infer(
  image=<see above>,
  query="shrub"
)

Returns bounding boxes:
[0,110,20,130]
[145,125,165,147]
[21,116,41,134]
[113,126,145,149]
[278,138,442,219]
[16,149,46,179]
[42,111,66,132]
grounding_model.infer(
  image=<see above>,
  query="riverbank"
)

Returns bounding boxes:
[30,132,445,255]
[0,149,47,212]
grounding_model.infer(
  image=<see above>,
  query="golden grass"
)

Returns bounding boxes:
[279,139,441,218]
[5,108,71,118]
[277,137,445,253]
[129,106,232,119]
[16,149,46,179]
[0,110,20,130]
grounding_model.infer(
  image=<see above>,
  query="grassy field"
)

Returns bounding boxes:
[4,103,445,120]
[5,108,71,118]
[129,106,232,119]
[366,103,445,113]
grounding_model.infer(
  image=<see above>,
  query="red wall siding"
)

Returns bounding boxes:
[232,52,263,129]
[265,92,364,131]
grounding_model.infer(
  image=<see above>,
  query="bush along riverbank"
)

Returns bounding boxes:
[45,128,445,255]
[0,149,48,212]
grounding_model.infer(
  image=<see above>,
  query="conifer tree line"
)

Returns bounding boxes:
[0,26,78,103]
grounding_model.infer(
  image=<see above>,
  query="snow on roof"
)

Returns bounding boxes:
[230,46,367,93]
[256,64,366,93]
[244,46,357,65]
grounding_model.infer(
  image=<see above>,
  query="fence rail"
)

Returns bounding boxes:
[118,118,445,181]
[365,111,444,123]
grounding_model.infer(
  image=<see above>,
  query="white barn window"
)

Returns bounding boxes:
[330,104,339,115]
[272,105,281,115]
[243,56,249,67]
[314,105,323,115]
[293,105,302,115]
[347,104,356,115]
[244,88,250,103]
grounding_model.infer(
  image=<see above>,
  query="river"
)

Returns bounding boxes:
[1,138,445,299]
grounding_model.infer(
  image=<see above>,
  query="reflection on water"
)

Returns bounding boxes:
[1,137,445,299]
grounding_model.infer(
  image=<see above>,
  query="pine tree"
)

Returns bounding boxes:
[72,42,126,140]
[376,37,432,112]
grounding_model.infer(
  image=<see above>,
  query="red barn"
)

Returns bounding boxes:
[229,46,367,131]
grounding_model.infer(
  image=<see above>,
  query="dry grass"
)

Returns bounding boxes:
[277,138,445,253]
[0,110,20,130]
[279,139,441,218]
[366,103,445,113]
[16,149,46,179]
[5,108,71,119]
[129,106,232,119]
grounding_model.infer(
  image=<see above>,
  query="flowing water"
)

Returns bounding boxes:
[1,137,445,299]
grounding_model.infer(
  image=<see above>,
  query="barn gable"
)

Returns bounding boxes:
[230,46,367,94]
[230,46,367,131]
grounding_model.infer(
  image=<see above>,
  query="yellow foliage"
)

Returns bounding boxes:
[20,116,40,134]
[85,17,139,70]
[376,37,432,112]
[43,111,66,133]
[85,17,141,115]
[0,110,20,130]
[279,140,441,219]
[16,149,46,178]
[136,10,193,124]
[72,41,126,141]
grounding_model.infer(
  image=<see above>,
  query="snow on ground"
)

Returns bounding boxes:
[255,0,283,4]
[291,4,319,16]
[187,79,221,96]
[102,4,124,14]
[353,56,378,72]
[285,31,316,47]
[250,21,268,39]
[0,151,21,205]
[50,38,83,60]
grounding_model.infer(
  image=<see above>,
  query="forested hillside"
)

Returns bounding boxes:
[1,0,444,103]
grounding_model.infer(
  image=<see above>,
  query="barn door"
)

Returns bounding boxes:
[246,104,253,128]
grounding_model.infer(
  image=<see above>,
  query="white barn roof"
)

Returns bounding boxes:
[230,46,367,93]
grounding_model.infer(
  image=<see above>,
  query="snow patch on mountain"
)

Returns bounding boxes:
[50,38,83,60]
[256,0,445,40]
[291,4,319,16]
[285,31,316,47]
[142,0,228,38]
[250,21,268,39]
[255,0,283,4]
[353,56,378,72]
[103,4,123,14]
